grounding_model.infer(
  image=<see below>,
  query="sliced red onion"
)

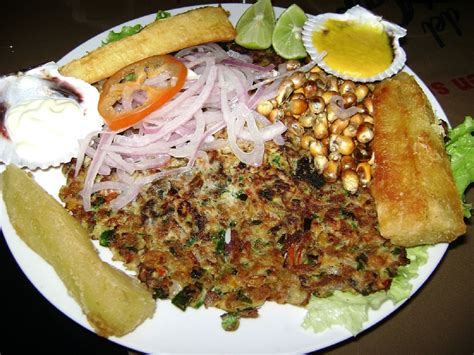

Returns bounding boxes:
[74,130,100,177]
[238,120,287,142]
[109,184,142,211]
[169,109,206,158]
[81,44,317,210]
[226,49,253,63]
[329,95,364,120]
[143,72,171,87]
[81,130,115,211]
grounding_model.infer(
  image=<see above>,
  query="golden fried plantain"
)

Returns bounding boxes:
[371,73,466,246]
[1,165,156,337]
[60,6,236,83]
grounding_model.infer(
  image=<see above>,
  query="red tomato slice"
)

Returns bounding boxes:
[98,55,187,130]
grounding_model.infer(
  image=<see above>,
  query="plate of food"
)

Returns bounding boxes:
[0,2,470,354]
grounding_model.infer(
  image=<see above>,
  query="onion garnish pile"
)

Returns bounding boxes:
[79,44,324,211]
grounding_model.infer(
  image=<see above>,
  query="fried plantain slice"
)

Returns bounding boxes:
[371,73,466,246]
[1,165,156,337]
[60,6,236,83]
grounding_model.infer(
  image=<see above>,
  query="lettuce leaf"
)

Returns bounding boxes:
[303,246,428,335]
[155,10,171,20]
[101,24,142,46]
[101,10,172,46]
[445,116,474,217]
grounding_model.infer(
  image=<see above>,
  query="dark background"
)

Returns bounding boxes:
[1,1,473,354]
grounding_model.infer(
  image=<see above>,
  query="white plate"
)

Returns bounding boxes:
[0,3,449,354]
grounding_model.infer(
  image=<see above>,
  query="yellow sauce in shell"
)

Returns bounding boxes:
[312,19,393,78]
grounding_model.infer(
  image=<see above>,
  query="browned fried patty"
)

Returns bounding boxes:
[60,138,408,320]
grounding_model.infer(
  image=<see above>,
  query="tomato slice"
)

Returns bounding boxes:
[98,55,187,130]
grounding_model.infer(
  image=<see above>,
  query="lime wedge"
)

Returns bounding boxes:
[235,0,275,50]
[272,4,308,59]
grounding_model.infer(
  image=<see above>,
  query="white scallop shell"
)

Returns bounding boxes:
[0,62,103,170]
[302,5,407,82]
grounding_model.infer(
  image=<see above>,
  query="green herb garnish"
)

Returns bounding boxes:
[101,24,142,46]
[156,10,171,20]
[99,229,114,247]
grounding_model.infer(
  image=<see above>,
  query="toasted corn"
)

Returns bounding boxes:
[313,113,329,139]
[308,96,326,114]
[355,84,369,102]
[314,155,328,174]
[323,160,340,183]
[341,169,359,194]
[309,139,328,157]
[276,79,295,106]
[256,100,273,117]
[356,162,372,186]
[356,123,374,143]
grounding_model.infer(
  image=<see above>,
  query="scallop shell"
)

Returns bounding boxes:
[302,5,407,82]
[0,62,103,170]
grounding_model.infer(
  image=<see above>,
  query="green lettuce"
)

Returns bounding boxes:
[446,116,474,217]
[303,246,428,335]
[101,10,172,46]
[155,10,171,20]
[101,24,143,46]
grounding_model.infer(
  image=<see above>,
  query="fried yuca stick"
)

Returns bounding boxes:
[371,72,466,246]
[60,6,236,83]
[1,165,155,337]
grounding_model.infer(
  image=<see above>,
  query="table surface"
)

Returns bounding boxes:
[0,0,472,354]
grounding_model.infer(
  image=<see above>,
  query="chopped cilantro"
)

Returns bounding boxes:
[172,286,197,311]
[236,289,252,303]
[355,253,368,270]
[349,220,358,229]
[99,229,114,247]
[152,287,169,299]
[92,195,106,209]
[186,235,198,247]
[213,230,226,255]
[269,153,282,168]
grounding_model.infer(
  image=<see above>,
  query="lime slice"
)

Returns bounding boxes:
[235,0,275,50]
[272,4,308,59]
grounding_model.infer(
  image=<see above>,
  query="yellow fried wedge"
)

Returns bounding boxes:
[371,73,466,246]
[1,165,156,337]
[60,6,236,83]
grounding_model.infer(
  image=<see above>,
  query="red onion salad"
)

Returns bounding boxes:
[78,44,325,211]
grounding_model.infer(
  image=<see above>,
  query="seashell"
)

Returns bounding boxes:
[302,5,407,82]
